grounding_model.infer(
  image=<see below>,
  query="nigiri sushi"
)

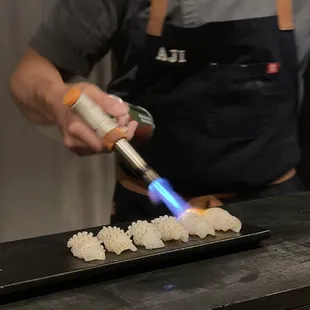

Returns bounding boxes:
[127,220,165,250]
[67,231,97,249]
[67,231,106,262]
[97,226,137,255]
[71,242,106,262]
[202,207,242,233]
[178,210,216,239]
[152,215,189,242]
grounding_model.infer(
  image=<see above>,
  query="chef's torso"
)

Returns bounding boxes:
[109,0,310,104]
[30,0,310,197]
[112,0,306,196]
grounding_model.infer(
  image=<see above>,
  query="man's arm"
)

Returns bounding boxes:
[10,0,124,125]
[10,48,67,125]
[10,0,137,155]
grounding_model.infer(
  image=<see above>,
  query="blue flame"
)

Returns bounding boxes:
[148,178,190,218]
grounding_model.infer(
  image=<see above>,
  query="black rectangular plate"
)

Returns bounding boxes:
[0,223,270,304]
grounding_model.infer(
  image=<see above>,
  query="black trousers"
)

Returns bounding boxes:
[111,175,304,224]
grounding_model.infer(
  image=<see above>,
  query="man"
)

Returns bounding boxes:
[10,0,310,223]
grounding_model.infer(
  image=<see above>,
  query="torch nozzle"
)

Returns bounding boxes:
[63,88,191,216]
[148,178,191,218]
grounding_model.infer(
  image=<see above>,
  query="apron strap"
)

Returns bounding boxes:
[147,0,169,36]
[276,0,294,30]
[147,0,294,34]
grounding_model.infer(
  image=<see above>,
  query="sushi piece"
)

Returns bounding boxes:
[71,242,106,262]
[127,220,165,250]
[202,207,242,233]
[152,215,189,242]
[67,231,97,248]
[97,226,137,255]
[178,210,216,239]
[67,231,106,262]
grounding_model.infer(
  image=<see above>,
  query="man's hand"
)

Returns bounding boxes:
[49,82,138,156]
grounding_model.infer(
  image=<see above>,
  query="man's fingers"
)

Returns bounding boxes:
[63,135,89,149]
[126,121,138,140]
[102,97,129,118]
[84,87,129,118]
[61,84,138,155]
[67,121,103,152]
[118,114,130,127]
[75,84,132,128]
[80,89,137,141]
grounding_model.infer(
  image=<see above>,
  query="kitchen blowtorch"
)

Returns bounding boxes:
[63,88,191,218]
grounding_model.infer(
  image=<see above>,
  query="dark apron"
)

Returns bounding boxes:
[112,0,302,223]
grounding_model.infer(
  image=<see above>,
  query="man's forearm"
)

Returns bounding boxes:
[10,48,68,126]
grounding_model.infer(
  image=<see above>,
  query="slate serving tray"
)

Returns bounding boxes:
[0,222,270,304]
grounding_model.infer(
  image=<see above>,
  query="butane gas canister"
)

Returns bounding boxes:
[109,95,155,145]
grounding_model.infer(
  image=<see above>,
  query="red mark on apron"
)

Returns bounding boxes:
[267,62,280,74]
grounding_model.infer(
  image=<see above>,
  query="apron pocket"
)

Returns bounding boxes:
[205,62,281,138]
